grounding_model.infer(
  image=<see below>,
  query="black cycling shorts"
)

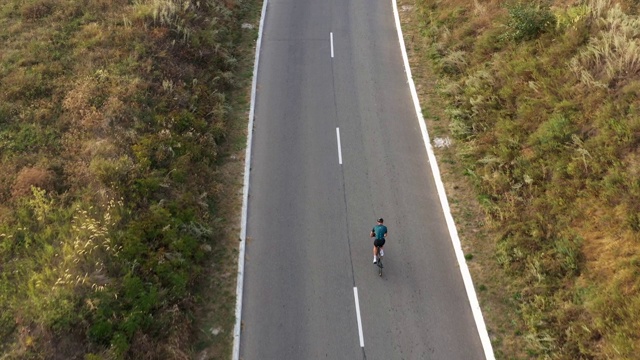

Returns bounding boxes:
[373,238,385,247]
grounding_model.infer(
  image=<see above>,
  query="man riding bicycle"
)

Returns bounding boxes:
[370,218,387,264]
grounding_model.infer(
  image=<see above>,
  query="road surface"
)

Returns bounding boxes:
[240,0,486,358]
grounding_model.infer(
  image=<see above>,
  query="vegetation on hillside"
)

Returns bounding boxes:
[0,0,256,358]
[410,0,640,357]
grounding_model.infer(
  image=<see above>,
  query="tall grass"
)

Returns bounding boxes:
[569,0,640,89]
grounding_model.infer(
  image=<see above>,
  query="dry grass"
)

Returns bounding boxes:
[570,0,640,89]
[11,167,55,200]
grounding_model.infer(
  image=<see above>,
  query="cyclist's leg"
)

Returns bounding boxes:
[373,239,382,263]
[378,239,385,257]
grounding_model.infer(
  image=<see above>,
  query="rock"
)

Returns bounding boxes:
[433,137,452,148]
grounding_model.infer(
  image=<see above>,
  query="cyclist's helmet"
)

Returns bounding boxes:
[377,218,384,223]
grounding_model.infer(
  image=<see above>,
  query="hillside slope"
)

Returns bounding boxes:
[401,0,640,358]
[0,0,257,358]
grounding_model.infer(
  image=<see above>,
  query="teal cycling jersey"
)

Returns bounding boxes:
[372,224,387,240]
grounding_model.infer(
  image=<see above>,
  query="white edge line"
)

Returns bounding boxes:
[353,287,365,348]
[232,0,268,359]
[390,0,495,359]
[336,127,343,165]
[330,32,334,58]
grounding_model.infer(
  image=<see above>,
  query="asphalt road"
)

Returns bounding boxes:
[240,0,486,358]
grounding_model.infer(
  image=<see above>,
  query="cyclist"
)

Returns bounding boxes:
[370,218,387,264]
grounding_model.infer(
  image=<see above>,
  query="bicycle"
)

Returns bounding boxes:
[374,246,384,277]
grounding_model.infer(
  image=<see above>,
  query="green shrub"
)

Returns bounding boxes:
[529,114,576,154]
[90,156,135,188]
[0,122,60,155]
[504,2,556,42]
[628,212,640,232]
[553,236,582,276]
[89,318,114,346]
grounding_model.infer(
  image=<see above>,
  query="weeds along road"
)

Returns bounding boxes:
[240,0,487,358]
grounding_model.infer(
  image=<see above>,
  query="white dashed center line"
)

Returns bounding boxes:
[336,127,343,165]
[330,32,334,58]
[353,287,364,347]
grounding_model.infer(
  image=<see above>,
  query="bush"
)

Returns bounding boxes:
[529,114,576,154]
[0,122,60,156]
[21,0,54,21]
[504,2,556,42]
